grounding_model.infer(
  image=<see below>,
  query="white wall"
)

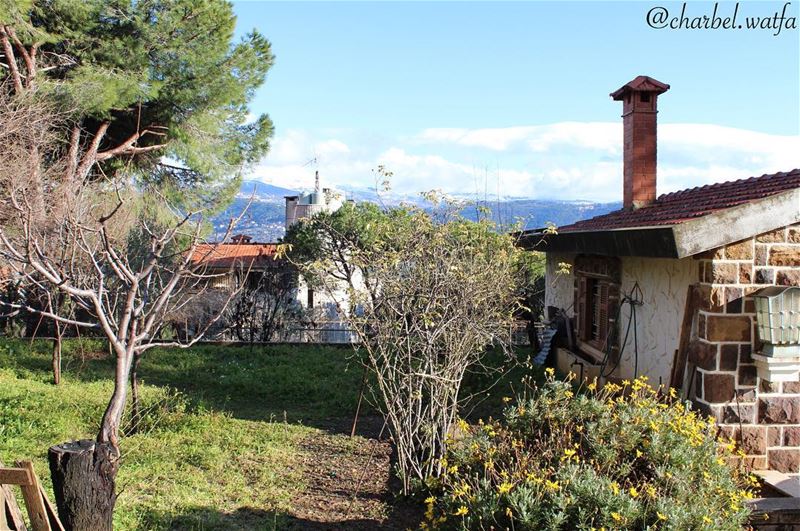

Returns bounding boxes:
[544,252,577,313]
[544,253,698,386]
[618,257,698,386]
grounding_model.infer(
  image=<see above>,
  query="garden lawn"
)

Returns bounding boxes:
[0,339,365,530]
[0,339,535,529]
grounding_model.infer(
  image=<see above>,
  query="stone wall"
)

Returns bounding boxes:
[689,224,800,474]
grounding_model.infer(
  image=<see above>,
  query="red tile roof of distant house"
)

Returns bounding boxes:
[558,169,800,233]
[191,242,281,269]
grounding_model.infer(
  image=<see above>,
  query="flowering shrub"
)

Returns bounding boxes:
[423,371,756,530]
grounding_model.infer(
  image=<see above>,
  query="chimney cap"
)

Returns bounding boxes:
[231,234,253,243]
[611,76,670,101]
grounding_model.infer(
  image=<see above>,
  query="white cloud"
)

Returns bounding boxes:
[418,123,621,154]
[245,123,800,202]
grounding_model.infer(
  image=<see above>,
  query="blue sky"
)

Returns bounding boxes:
[233,1,800,201]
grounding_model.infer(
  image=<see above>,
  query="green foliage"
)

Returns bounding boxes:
[286,197,538,493]
[425,373,756,530]
[284,201,407,287]
[2,0,274,209]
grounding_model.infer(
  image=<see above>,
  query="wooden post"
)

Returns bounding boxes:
[1,460,63,531]
[15,462,49,531]
[0,461,58,531]
[669,284,698,392]
[1,459,28,531]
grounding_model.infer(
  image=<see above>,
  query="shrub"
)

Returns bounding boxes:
[424,371,756,530]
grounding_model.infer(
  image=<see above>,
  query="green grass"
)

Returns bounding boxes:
[0,339,365,530]
[0,338,540,529]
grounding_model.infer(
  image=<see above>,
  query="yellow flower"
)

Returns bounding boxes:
[545,367,555,377]
[545,480,560,491]
[611,512,623,522]
[453,483,470,498]
[498,482,513,494]
[609,482,620,495]
[425,496,436,505]
[454,505,469,516]
[505,507,513,517]
[657,512,668,521]
[629,487,639,498]
[703,516,713,524]
[502,396,512,403]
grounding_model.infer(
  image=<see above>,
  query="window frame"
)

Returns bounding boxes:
[573,255,621,362]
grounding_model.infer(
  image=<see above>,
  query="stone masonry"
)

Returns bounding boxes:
[689,224,800,473]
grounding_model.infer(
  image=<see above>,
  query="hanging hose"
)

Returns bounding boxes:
[599,282,643,379]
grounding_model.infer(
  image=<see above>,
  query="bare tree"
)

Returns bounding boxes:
[0,89,244,530]
[224,262,300,343]
[286,197,528,494]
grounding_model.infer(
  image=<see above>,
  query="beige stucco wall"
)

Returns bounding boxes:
[544,252,577,313]
[544,253,698,386]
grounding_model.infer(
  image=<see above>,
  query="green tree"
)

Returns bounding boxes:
[1,0,273,208]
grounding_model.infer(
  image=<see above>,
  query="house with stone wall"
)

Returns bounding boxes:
[522,75,800,475]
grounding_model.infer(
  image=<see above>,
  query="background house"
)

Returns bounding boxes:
[283,171,346,311]
[523,76,800,474]
[183,172,353,342]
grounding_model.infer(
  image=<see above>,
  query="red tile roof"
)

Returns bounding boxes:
[191,242,281,269]
[558,169,800,233]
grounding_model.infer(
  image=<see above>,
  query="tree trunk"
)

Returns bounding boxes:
[129,352,142,435]
[52,327,62,385]
[48,440,118,531]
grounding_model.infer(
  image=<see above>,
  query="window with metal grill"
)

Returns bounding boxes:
[574,256,619,359]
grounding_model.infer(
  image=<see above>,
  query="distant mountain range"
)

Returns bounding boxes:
[211,179,621,242]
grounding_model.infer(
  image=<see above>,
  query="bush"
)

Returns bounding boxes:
[424,371,756,530]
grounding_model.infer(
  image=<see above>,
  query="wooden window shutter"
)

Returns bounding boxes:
[598,282,610,346]
[577,276,589,340]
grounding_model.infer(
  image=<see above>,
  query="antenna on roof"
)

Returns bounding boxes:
[314,170,320,193]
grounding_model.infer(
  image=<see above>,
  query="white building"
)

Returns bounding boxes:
[284,172,354,342]
[284,171,344,231]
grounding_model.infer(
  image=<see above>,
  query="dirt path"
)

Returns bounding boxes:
[286,418,421,530]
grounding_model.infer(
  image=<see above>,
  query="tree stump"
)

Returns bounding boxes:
[48,441,118,531]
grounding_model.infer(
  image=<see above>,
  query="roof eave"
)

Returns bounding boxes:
[672,188,800,257]
[520,226,680,258]
[521,188,800,259]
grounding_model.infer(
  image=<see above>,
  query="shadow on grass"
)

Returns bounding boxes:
[0,339,369,429]
[138,506,285,530]
[0,339,541,433]
[138,505,419,531]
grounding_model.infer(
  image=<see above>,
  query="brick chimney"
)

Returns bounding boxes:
[611,76,670,210]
